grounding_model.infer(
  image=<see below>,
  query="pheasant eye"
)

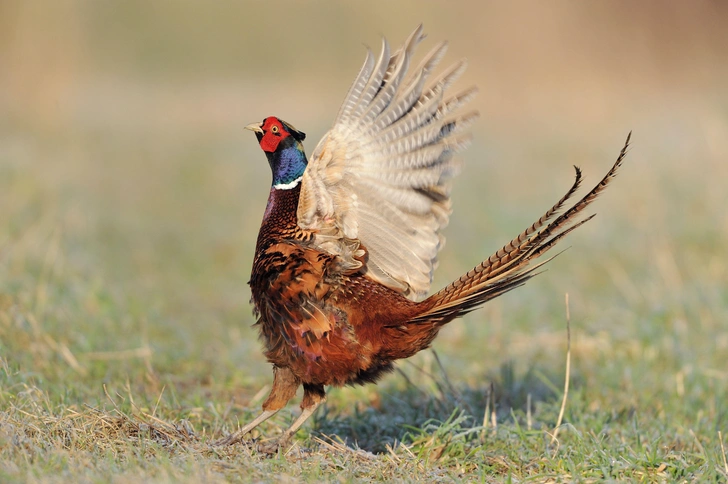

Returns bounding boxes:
[271,125,279,134]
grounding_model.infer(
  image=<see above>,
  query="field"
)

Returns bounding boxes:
[1,2,727,482]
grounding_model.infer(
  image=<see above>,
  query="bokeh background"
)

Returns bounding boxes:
[2,0,727,433]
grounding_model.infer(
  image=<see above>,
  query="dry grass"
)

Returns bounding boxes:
[2,2,728,482]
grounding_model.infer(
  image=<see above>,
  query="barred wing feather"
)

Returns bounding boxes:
[298,25,478,300]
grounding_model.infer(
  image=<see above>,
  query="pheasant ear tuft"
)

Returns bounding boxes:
[281,121,306,142]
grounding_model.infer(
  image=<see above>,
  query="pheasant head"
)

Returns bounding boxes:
[245,117,307,189]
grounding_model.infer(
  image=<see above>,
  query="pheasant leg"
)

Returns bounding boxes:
[257,383,326,454]
[215,366,300,446]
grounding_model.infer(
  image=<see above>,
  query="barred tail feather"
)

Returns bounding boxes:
[408,132,631,326]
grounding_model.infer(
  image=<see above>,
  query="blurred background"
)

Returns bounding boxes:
[1,1,727,401]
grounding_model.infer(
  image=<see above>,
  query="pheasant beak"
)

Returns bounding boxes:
[244,122,264,134]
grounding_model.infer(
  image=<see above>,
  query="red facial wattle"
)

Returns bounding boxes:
[260,117,291,153]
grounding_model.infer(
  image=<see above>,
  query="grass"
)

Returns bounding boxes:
[2,120,727,483]
[2,3,728,482]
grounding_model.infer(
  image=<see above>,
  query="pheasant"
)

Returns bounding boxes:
[216,25,629,451]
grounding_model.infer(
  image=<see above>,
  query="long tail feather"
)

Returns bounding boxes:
[407,132,631,326]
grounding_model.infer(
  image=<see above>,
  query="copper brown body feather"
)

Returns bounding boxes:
[214,26,629,452]
[251,184,424,387]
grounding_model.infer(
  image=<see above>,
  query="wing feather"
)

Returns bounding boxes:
[335,49,375,125]
[299,25,477,299]
[351,39,391,121]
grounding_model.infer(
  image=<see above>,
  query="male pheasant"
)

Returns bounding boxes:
[216,25,629,451]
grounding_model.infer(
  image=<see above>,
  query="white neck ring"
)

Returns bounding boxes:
[273,176,303,190]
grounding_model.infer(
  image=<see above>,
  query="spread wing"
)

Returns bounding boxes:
[298,25,478,300]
